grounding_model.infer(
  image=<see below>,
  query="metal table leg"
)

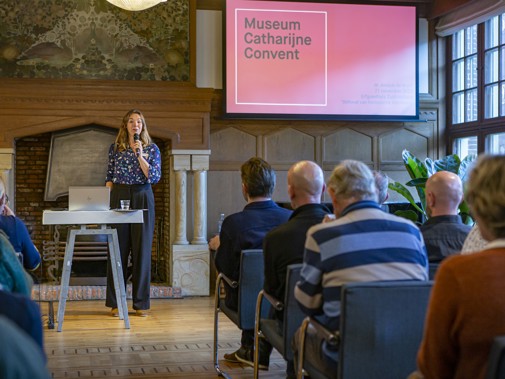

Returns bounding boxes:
[108,228,130,329]
[56,226,130,331]
[56,229,76,332]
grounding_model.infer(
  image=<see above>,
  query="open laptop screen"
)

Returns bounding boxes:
[68,186,110,211]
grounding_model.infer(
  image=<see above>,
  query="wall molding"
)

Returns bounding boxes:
[0,78,214,149]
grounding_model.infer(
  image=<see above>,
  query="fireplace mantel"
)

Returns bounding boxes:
[0,78,214,149]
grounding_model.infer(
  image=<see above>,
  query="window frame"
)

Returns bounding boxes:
[447,17,505,156]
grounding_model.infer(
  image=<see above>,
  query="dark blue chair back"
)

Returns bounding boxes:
[486,335,505,379]
[219,249,266,329]
[338,281,432,379]
[214,249,266,377]
[428,263,440,280]
[260,264,303,360]
[302,280,433,379]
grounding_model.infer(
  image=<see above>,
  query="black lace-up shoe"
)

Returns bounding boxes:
[223,345,250,363]
[235,346,270,370]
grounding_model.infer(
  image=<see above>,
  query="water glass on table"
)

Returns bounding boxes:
[120,200,130,210]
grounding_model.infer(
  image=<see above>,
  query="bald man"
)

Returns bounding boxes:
[240,161,330,375]
[421,171,472,262]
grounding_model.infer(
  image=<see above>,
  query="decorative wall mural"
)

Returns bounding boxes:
[0,0,189,80]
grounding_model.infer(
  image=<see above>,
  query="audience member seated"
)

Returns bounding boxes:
[293,159,428,379]
[250,161,329,376]
[0,230,32,296]
[209,157,292,365]
[0,315,50,379]
[413,155,505,379]
[322,169,390,224]
[373,170,389,205]
[461,223,488,254]
[0,177,41,272]
[420,171,471,262]
[0,288,45,357]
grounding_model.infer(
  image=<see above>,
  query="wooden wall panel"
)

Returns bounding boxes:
[323,129,374,165]
[264,129,316,166]
[0,78,213,149]
[209,128,257,164]
[207,170,244,234]
[207,91,440,238]
[380,127,432,162]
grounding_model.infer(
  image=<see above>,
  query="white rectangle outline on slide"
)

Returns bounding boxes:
[234,8,327,107]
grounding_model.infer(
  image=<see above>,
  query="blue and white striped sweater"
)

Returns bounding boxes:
[295,200,428,330]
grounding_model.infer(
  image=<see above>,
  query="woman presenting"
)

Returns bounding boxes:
[105,109,161,317]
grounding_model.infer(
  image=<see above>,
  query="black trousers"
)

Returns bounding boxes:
[105,183,155,311]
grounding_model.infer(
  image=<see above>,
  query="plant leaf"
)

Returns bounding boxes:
[393,210,420,223]
[458,154,477,182]
[402,150,428,179]
[432,154,461,174]
[459,212,474,226]
[388,181,426,216]
[425,157,436,176]
[402,150,428,212]
[406,178,427,188]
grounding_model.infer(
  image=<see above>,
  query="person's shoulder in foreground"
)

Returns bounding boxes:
[0,289,45,353]
[0,315,50,379]
[415,154,505,379]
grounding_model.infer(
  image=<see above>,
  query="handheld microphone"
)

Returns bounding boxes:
[133,133,140,156]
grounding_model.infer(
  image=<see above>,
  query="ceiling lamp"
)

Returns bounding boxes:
[106,0,167,11]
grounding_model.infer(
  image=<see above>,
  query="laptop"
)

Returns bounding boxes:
[68,186,110,211]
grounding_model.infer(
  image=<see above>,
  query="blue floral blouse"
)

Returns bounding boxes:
[105,143,161,185]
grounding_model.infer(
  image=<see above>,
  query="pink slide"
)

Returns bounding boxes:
[225,0,417,119]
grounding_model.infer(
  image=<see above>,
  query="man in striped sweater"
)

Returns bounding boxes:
[293,159,428,378]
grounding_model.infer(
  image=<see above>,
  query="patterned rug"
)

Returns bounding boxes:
[32,284,182,301]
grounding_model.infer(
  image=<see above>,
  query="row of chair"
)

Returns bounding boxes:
[212,250,505,379]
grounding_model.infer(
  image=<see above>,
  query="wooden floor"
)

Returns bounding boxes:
[43,296,288,378]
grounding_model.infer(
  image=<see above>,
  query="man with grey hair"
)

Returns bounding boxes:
[293,159,428,378]
[421,171,471,262]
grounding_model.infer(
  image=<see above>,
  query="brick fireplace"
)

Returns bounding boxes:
[0,78,214,296]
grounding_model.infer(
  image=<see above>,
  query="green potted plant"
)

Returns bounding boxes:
[388,149,476,225]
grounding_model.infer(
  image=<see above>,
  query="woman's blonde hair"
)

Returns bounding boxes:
[114,109,153,152]
[466,154,505,239]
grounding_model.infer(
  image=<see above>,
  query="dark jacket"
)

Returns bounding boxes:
[421,215,472,262]
[263,203,330,320]
[214,200,292,309]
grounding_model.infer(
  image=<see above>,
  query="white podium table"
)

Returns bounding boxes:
[42,210,144,332]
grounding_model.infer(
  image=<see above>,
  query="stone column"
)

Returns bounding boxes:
[169,150,211,296]
[172,154,190,245]
[191,155,209,245]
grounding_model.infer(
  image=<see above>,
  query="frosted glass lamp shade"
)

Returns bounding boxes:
[106,0,167,11]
